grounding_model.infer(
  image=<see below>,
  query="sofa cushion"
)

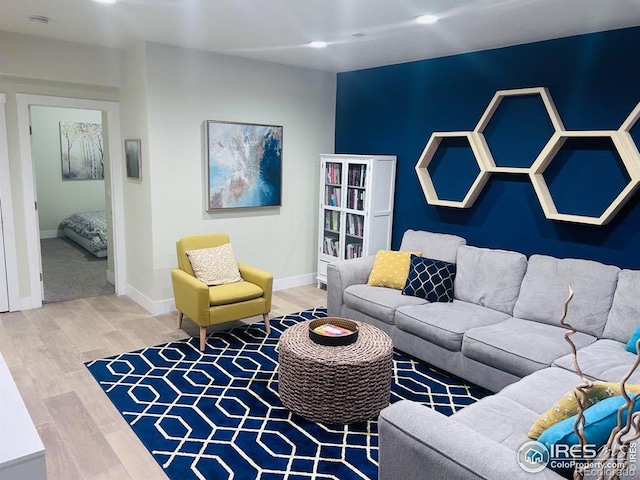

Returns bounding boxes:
[603,269,640,344]
[399,229,466,264]
[453,395,539,451]
[343,284,428,325]
[401,255,456,303]
[499,367,584,415]
[513,254,620,337]
[463,317,596,378]
[395,301,510,352]
[553,339,640,384]
[454,246,527,315]
[209,281,263,306]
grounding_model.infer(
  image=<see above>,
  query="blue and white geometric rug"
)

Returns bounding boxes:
[86,308,489,480]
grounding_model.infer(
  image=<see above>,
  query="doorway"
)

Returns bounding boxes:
[30,105,115,303]
[16,94,126,310]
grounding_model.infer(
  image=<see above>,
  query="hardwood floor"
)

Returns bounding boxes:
[0,285,327,480]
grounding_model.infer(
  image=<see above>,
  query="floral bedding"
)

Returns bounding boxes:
[59,211,107,253]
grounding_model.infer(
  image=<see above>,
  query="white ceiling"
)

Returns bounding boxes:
[2,0,640,73]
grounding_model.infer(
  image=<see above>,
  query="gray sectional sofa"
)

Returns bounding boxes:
[326,229,640,479]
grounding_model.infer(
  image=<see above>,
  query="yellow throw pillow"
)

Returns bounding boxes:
[528,382,640,439]
[367,250,420,290]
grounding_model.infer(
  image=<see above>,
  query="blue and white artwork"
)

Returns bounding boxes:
[206,121,282,210]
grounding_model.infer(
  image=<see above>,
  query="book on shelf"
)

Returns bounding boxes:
[348,164,367,188]
[313,323,353,336]
[326,162,342,185]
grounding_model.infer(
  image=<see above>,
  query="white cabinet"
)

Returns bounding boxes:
[317,154,396,287]
[0,354,46,480]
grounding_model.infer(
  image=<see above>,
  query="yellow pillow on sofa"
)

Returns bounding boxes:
[367,250,420,290]
[528,381,640,439]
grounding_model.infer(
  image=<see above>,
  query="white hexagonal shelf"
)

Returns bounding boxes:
[415,131,491,208]
[619,100,640,158]
[529,131,640,225]
[474,87,565,174]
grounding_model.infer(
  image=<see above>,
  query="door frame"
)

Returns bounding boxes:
[0,94,19,311]
[16,94,126,309]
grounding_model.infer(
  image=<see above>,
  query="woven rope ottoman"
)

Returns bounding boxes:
[277,319,393,424]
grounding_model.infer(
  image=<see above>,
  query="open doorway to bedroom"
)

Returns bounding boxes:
[30,105,114,303]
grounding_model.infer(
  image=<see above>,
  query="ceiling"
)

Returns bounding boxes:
[2,0,640,72]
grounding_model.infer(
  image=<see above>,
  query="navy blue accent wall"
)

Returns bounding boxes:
[335,26,640,269]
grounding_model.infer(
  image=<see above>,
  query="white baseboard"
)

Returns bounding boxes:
[106,270,115,285]
[39,230,59,239]
[273,273,316,291]
[124,284,174,316]
[127,273,317,316]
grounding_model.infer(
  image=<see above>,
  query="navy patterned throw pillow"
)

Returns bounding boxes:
[402,254,456,302]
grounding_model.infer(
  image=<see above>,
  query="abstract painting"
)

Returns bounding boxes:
[125,139,142,180]
[59,121,104,180]
[205,120,282,210]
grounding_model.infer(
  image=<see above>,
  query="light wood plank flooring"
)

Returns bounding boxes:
[0,285,327,480]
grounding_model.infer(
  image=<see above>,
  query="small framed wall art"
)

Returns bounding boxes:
[205,120,282,210]
[125,139,142,180]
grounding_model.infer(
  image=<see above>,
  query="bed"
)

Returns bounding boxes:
[59,211,108,258]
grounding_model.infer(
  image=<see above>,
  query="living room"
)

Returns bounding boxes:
[1,1,640,479]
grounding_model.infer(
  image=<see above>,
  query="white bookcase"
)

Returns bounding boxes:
[317,154,396,287]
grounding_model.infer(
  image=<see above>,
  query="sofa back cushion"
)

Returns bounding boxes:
[454,246,528,315]
[513,255,620,337]
[602,269,640,343]
[399,230,466,264]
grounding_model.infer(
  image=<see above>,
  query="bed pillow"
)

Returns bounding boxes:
[402,255,456,302]
[528,381,640,439]
[367,250,420,290]
[185,243,242,286]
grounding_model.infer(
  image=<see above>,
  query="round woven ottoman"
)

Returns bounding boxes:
[277,319,393,424]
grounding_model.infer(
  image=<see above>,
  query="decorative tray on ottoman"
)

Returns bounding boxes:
[308,317,359,346]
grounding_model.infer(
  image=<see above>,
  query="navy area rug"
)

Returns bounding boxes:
[86,308,489,480]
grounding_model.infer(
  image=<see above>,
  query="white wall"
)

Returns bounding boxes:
[0,31,121,88]
[142,43,336,303]
[0,31,120,300]
[30,106,105,237]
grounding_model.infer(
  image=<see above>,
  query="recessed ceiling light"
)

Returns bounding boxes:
[93,0,117,4]
[415,14,438,25]
[29,15,50,25]
[308,41,328,49]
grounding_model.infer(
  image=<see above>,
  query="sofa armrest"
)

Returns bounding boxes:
[327,256,375,316]
[379,401,564,480]
[171,269,210,325]
[238,263,274,312]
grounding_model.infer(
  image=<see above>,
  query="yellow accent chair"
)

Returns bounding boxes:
[171,233,273,351]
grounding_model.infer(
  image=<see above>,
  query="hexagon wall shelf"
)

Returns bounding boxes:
[620,100,640,158]
[529,131,640,225]
[475,87,564,173]
[415,131,491,208]
[415,87,640,225]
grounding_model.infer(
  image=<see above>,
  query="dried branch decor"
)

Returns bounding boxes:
[562,286,640,479]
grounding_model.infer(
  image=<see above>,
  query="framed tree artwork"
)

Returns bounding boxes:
[125,139,142,180]
[205,120,282,210]
[59,121,104,180]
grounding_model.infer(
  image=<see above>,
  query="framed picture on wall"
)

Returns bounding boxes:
[59,121,104,180]
[205,120,282,210]
[125,139,142,180]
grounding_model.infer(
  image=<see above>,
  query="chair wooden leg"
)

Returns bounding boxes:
[177,311,183,329]
[263,313,270,334]
[199,326,207,351]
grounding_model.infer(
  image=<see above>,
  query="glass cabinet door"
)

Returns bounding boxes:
[322,210,341,258]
